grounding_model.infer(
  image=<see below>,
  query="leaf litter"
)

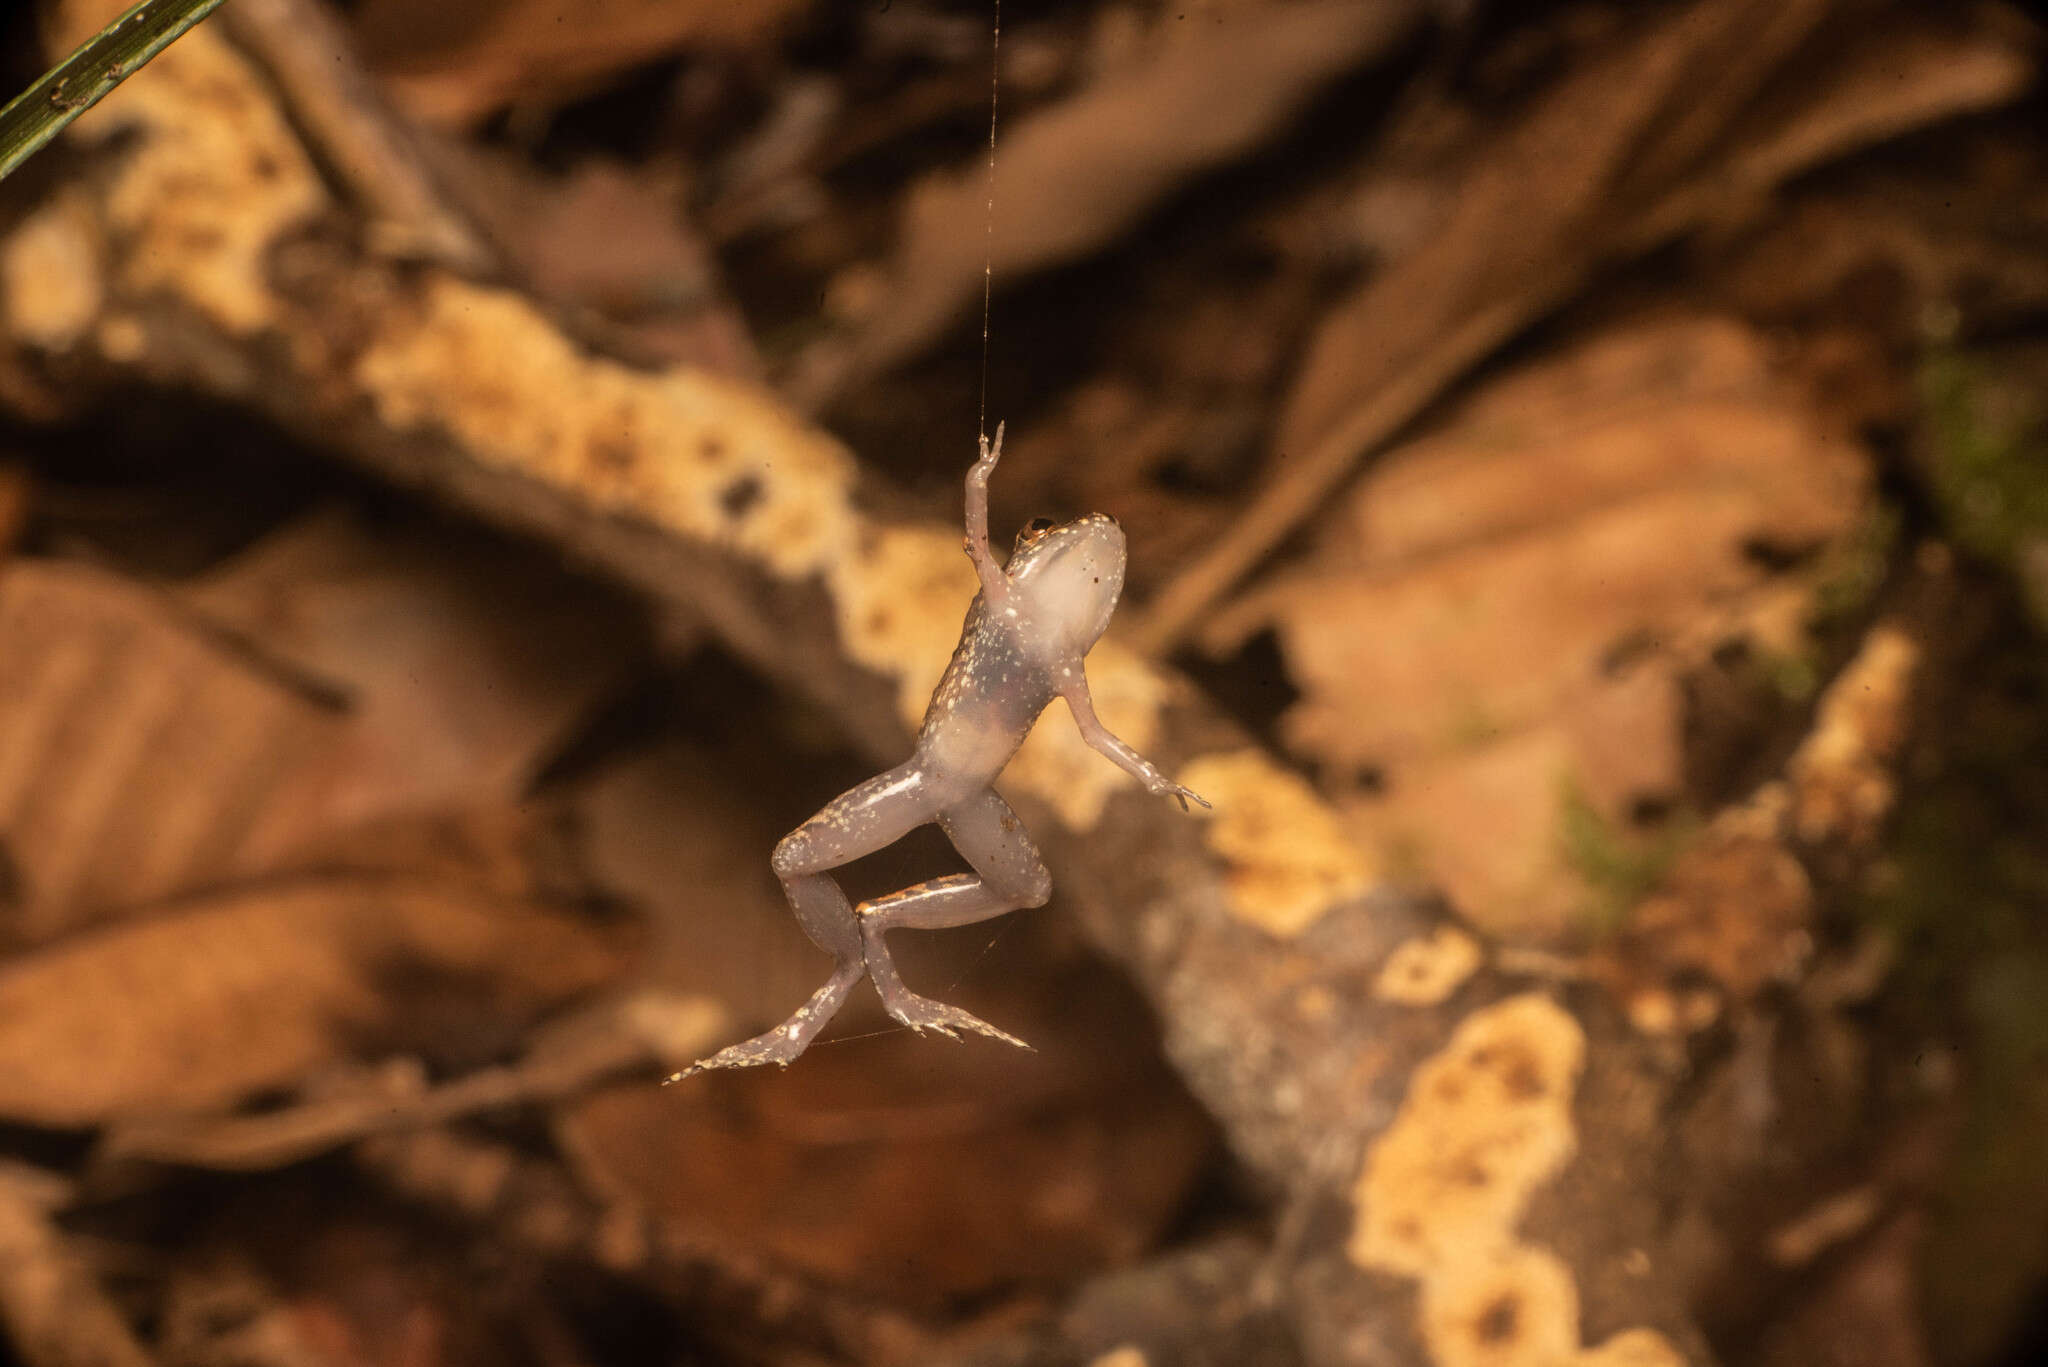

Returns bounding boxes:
[0,0,2045,1362]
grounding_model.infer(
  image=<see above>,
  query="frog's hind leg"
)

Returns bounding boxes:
[671,765,939,1079]
[859,788,1050,1049]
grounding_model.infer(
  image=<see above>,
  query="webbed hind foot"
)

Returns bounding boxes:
[665,1022,807,1081]
[665,964,862,1082]
[879,988,1031,1050]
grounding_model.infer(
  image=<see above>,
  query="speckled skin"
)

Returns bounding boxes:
[673,426,1208,1078]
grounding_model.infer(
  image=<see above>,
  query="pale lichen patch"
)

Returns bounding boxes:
[1351,994,1583,1279]
[68,26,326,337]
[1376,925,1484,1006]
[1787,622,1918,846]
[1179,749,1373,937]
[1576,1330,1687,1367]
[1,188,103,349]
[1086,1349,1149,1367]
[1351,993,1687,1366]
[1418,1249,1686,1367]
[354,278,859,580]
[1420,1247,1581,1367]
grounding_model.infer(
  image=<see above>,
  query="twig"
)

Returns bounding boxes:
[218,0,494,272]
[96,990,725,1171]
[0,0,227,184]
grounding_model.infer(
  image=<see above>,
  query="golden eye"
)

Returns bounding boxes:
[1017,517,1055,548]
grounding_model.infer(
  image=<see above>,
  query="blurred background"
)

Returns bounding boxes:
[1,0,2046,1363]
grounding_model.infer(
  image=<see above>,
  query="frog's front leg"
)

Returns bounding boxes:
[963,421,1011,603]
[669,764,942,1079]
[1060,673,1211,811]
[858,787,1049,1049]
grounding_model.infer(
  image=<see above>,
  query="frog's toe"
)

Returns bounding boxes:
[665,1023,807,1080]
[886,994,1030,1050]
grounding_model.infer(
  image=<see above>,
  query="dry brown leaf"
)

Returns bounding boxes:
[570,737,840,1031]
[182,509,644,821]
[287,802,589,908]
[560,971,1215,1303]
[0,560,350,943]
[1213,316,1869,940]
[353,0,809,126]
[0,879,625,1127]
[792,0,1425,403]
[1140,0,2032,649]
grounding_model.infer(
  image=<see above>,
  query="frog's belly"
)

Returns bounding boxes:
[922,719,1018,784]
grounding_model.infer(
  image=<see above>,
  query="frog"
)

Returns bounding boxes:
[671,425,1208,1078]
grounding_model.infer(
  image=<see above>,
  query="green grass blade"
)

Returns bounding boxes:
[0,0,229,184]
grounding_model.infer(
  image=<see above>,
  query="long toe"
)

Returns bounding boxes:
[668,1028,804,1079]
[956,1013,1032,1050]
[891,995,1031,1051]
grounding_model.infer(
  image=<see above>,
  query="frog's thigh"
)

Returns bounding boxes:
[862,789,1052,935]
[942,789,1051,907]
[773,763,938,877]
[773,763,941,962]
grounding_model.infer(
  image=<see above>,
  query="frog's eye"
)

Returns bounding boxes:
[1016,517,1056,549]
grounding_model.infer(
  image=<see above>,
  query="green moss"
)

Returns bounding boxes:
[1919,348,2048,582]
[1809,504,1900,629]
[1755,646,1820,703]
[1445,700,1505,750]
[1557,778,1693,937]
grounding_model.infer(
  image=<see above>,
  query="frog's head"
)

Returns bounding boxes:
[1008,512,1127,650]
